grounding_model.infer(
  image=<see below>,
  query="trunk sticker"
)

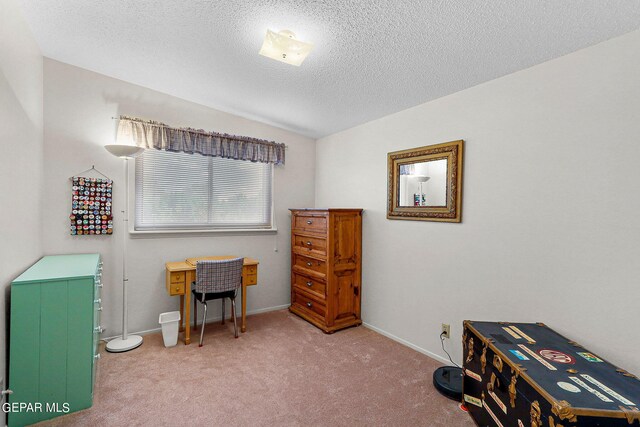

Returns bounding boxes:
[557,381,581,393]
[509,349,530,361]
[502,327,522,340]
[509,326,536,343]
[580,374,636,406]
[538,349,575,364]
[577,352,603,363]
[465,369,482,382]
[464,394,482,407]
[483,400,504,427]
[489,390,507,414]
[517,344,557,370]
[569,376,614,402]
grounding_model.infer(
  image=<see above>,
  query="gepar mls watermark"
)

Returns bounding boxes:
[2,402,70,413]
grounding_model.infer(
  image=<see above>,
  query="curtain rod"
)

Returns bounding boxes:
[111,116,289,149]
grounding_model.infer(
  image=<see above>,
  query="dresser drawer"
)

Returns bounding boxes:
[293,254,326,277]
[293,233,327,257]
[244,274,257,286]
[93,296,103,361]
[170,272,186,284]
[94,278,102,299]
[168,281,185,296]
[292,273,326,300]
[292,289,326,318]
[293,214,327,233]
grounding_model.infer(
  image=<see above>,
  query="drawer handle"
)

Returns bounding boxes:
[306,241,312,246]
[94,298,102,304]
[306,302,312,308]
[306,281,313,287]
[306,220,312,225]
[94,354,101,360]
[94,326,104,333]
[97,306,103,312]
[306,262,312,267]
[96,283,103,288]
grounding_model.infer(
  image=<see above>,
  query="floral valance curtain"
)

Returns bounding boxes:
[116,116,285,165]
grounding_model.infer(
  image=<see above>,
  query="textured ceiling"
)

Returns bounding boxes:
[16,0,640,138]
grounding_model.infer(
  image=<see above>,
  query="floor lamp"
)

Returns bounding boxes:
[414,175,430,206]
[104,144,145,352]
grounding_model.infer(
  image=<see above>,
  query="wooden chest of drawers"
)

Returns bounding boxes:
[289,208,363,333]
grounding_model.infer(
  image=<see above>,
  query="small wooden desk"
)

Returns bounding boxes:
[165,256,259,345]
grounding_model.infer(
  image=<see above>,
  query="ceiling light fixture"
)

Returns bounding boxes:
[259,29,313,66]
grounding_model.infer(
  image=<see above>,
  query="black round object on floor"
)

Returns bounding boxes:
[433,366,463,401]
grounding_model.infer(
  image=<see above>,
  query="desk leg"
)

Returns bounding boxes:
[179,295,185,332]
[241,282,247,333]
[184,272,193,345]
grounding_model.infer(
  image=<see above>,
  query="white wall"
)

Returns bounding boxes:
[0,0,43,395]
[43,59,316,336]
[316,30,640,374]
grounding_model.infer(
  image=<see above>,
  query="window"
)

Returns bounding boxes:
[135,150,273,231]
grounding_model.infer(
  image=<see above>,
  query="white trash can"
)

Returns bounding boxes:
[159,311,181,347]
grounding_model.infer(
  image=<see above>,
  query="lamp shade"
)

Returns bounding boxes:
[414,175,431,183]
[105,144,145,159]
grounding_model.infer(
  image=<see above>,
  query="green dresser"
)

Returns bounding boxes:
[8,254,103,426]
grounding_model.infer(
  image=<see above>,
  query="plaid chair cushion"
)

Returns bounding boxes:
[195,258,244,294]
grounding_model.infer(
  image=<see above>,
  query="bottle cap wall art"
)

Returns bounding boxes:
[70,176,113,236]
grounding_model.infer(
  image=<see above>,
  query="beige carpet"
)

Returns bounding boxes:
[37,310,473,426]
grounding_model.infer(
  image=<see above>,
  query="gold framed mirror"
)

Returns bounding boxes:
[387,140,464,222]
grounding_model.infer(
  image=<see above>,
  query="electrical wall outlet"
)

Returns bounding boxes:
[441,323,450,339]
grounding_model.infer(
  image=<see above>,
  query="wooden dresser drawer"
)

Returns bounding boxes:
[170,272,186,284]
[168,281,185,296]
[293,233,327,257]
[292,290,326,318]
[292,273,326,300]
[293,254,326,277]
[293,214,327,233]
[244,273,257,286]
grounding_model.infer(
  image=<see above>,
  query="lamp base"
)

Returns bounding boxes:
[106,335,143,353]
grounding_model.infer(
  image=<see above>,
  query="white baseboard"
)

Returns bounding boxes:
[246,303,289,316]
[103,303,290,341]
[363,321,452,366]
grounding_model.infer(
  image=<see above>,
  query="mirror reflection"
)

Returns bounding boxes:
[398,159,448,207]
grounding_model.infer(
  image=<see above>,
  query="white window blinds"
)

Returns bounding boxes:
[135,150,273,230]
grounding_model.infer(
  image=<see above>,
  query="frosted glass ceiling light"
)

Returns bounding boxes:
[259,29,313,66]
